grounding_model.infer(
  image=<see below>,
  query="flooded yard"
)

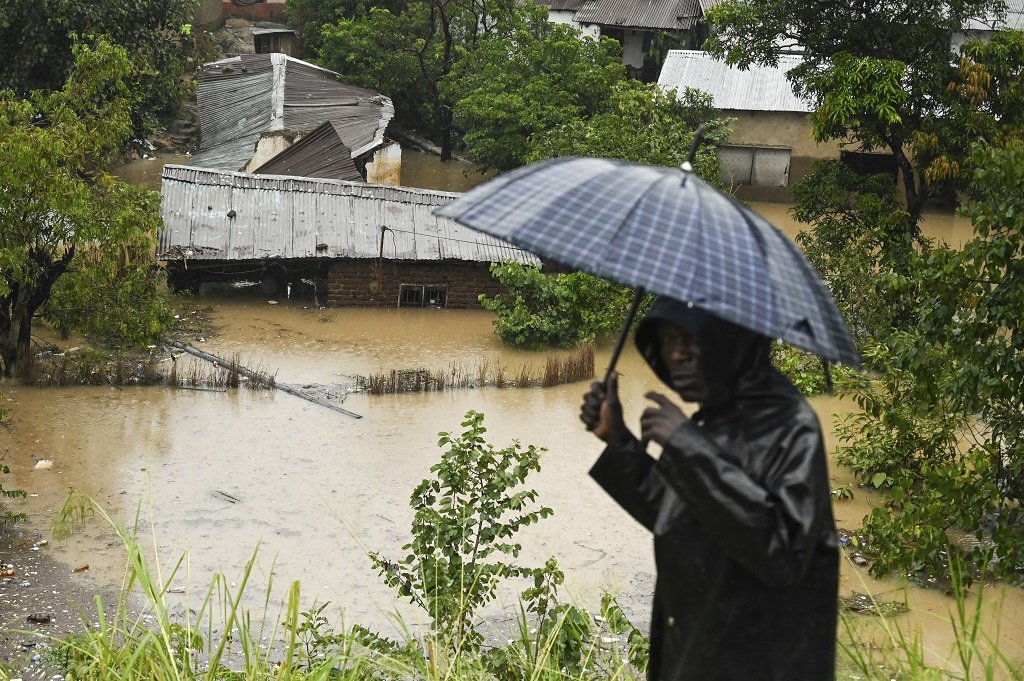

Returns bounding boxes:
[2,293,1022,675]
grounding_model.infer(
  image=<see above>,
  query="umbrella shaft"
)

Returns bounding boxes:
[604,288,646,385]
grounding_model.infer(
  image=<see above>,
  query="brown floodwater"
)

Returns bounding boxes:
[5,151,1004,671]
[2,299,1021,673]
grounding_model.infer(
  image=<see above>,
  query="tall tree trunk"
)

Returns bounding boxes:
[0,246,75,377]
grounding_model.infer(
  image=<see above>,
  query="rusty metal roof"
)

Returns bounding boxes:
[251,121,362,181]
[191,54,394,171]
[159,165,540,265]
[657,50,812,112]
[574,0,703,30]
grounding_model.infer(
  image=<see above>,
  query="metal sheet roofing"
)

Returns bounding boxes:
[574,0,703,30]
[191,54,394,171]
[657,50,812,112]
[159,165,540,266]
[966,0,1024,29]
[534,0,591,11]
[252,121,362,181]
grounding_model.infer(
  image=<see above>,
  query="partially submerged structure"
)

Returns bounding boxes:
[158,165,539,306]
[192,53,398,184]
[658,49,839,198]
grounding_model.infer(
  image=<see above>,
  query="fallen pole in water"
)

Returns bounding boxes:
[164,339,363,419]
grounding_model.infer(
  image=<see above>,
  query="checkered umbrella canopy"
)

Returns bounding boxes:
[435,156,860,368]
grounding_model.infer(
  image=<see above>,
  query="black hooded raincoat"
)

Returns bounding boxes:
[590,298,838,680]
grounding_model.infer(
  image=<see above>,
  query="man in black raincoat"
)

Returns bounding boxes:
[580,297,838,680]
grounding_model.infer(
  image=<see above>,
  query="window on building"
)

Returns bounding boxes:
[399,284,448,308]
[719,145,792,187]
[424,285,448,307]
[399,284,423,307]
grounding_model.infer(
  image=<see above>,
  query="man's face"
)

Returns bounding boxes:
[657,320,709,402]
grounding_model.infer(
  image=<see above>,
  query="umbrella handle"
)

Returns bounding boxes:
[681,124,708,174]
[603,288,647,385]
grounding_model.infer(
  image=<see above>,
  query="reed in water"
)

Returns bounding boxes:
[356,343,595,394]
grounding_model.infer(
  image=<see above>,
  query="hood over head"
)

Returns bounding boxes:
[635,297,773,410]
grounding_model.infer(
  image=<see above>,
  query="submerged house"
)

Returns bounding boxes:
[158,165,539,306]
[657,49,840,198]
[192,53,399,184]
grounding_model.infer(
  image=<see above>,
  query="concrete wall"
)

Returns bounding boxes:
[326,260,504,308]
[727,110,839,159]
[365,142,402,186]
[723,110,841,200]
[195,0,223,28]
[243,130,297,172]
[222,0,286,22]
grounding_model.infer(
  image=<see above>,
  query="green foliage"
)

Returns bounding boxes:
[705,0,1000,224]
[792,160,918,346]
[42,239,174,348]
[527,82,730,182]
[480,263,649,349]
[285,0,371,55]
[318,0,524,157]
[834,139,1024,581]
[0,38,169,375]
[446,6,626,171]
[0,0,199,137]
[369,409,555,651]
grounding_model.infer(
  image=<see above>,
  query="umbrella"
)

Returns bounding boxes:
[434,155,860,382]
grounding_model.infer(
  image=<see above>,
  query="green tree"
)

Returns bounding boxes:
[705,0,1001,239]
[319,0,519,159]
[480,263,644,349]
[284,0,372,55]
[0,0,199,137]
[835,137,1024,580]
[527,81,730,181]
[0,38,170,376]
[446,5,625,171]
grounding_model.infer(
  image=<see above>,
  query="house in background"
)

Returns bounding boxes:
[658,49,842,200]
[252,23,298,55]
[192,53,399,185]
[952,0,1024,49]
[159,165,539,305]
[537,0,707,80]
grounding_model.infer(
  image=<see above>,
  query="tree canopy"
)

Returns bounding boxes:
[0,39,171,376]
[0,0,198,136]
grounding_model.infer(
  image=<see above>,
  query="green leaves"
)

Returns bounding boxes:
[479,263,649,349]
[1,38,170,373]
[370,410,555,653]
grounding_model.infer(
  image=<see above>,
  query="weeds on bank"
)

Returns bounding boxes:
[836,552,1022,681]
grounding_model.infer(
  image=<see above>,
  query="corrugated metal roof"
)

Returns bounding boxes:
[575,0,703,30]
[534,0,591,11]
[252,121,362,181]
[965,0,1024,30]
[657,50,812,112]
[158,165,540,266]
[191,54,394,171]
[251,23,295,36]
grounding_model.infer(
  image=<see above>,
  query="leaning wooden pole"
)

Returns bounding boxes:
[165,339,362,419]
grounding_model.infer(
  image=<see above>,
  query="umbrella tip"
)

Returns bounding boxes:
[680,161,693,173]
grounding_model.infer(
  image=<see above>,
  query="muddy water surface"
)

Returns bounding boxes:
[3,298,1022,673]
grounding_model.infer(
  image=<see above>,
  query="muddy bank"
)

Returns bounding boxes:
[0,527,125,679]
